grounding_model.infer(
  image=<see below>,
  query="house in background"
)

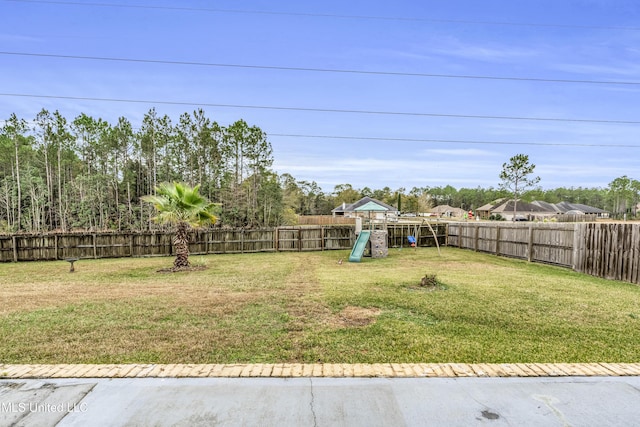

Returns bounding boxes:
[429,204,467,218]
[476,201,498,220]
[489,199,550,221]
[476,199,549,221]
[544,202,609,218]
[477,199,609,221]
[331,197,399,221]
[533,201,609,218]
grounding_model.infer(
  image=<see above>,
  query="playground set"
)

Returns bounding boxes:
[348,205,441,262]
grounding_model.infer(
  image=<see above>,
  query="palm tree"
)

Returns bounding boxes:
[143,182,219,270]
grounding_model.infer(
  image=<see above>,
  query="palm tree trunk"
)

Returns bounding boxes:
[173,221,190,269]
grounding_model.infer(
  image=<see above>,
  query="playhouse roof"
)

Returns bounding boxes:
[354,201,390,211]
[332,197,397,213]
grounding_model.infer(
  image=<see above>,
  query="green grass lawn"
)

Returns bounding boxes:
[0,248,639,364]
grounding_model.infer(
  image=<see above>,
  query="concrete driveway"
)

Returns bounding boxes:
[2,376,640,426]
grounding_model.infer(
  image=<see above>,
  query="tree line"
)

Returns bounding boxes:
[1,109,638,232]
[0,108,275,232]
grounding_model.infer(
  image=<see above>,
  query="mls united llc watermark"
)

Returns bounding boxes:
[1,401,88,413]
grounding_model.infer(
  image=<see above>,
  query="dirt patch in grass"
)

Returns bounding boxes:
[282,255,333,326]
[157,266,208,273]
[330,306,381,328]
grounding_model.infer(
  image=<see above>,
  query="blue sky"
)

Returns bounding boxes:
[1,0,639,192]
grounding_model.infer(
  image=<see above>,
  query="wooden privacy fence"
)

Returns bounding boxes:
[550,213,599,223]
[447,222,640,285]
[296,215,356,225]
[386,224,447,248]
[447,222,576,267]
[0,223,447,263]
[0,226,355,262]
[574,223,640,284]
[3,222,639,285]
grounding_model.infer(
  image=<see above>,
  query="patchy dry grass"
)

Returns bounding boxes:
[1,248,639,364]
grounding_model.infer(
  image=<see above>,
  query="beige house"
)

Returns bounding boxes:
[429,204,466,218]
[477,199,608,221]
[489,200,550,221]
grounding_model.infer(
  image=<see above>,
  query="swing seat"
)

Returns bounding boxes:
[407,236,416,245]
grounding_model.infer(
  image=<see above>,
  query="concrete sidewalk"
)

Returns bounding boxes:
[2,363,640,426]
[2,376,640,426]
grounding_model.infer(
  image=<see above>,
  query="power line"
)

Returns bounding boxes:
[3,119,635,149]
[6,0,640,31]
[3,51,639,86]
[269,133,640,149]
[1,93,638,124]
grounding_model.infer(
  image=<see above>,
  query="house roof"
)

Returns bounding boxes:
[477,203,496,212]
[486,200,607,215]
[332,197,397,213]
[430,205,466,215]
[554,202,607,214]
[430,204,455,213]
[531,201,560,212]
[491,200,549,213]
[477,199,505,211]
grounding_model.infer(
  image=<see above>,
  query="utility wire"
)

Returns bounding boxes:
[3,51,639,86]
[2,117,634,149]
[269,133,640,149]
[5,0,640,31]
[1,93,638,124]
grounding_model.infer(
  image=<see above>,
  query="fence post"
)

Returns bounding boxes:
[54,234,59,260]
[495,226,501,255]
[92,233,97,259]
[12,235,18,262]
[130,234,134,257]
[571,223,585,271]
[474,224,479,251]
[321,226,325,251]
[527,224,534,262]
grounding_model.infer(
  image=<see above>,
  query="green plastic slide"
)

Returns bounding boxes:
[348,230,371,262]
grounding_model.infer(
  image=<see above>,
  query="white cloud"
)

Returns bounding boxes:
[552,62,640,78]
[422,37,540,63]
[273,155,504,191]
[422,148,496,157]
[0,33,43,43]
